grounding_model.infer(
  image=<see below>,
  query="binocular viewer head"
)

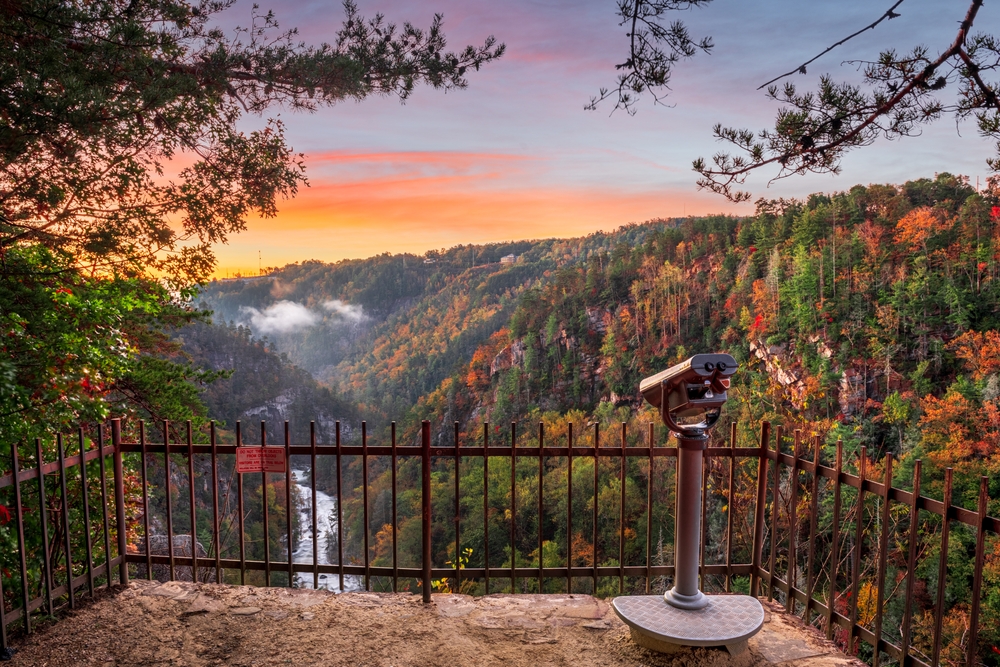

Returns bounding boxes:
[639,353,737,436]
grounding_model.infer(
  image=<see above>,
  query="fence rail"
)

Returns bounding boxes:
[114,419,762,598]
[1,418,997,667]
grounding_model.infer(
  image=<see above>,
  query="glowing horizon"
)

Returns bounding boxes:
[208,0,995,277]
[211,148,745,276]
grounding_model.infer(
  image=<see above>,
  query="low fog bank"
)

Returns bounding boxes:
[241,299,369,335]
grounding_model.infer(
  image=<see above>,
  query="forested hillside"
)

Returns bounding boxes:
[194,228,679,420]
[182,173,1000,665]
[196,173,1000,515]
[177,322,358,445]
[393,173,999,507]
[195,174,1000,490]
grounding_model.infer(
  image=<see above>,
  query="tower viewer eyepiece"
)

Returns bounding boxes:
[639,353,736,437]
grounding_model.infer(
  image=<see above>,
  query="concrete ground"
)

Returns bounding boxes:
[8,580,866,667]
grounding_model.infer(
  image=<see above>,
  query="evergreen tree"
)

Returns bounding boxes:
[1,0,502,440]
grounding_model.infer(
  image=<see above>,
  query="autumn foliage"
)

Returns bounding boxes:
[894,206,950,252]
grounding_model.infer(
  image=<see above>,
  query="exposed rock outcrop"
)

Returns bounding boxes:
[586,307,610,335]
[838,369,866,416]
[751,337,873,418]
[749,340,809,408]
[490,339,526,376]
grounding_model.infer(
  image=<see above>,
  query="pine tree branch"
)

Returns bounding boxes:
[695,0,985,202]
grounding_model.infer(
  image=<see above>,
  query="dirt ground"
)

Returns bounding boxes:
[7,580,861,667]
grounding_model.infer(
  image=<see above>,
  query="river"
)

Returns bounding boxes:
[290,468,362,592]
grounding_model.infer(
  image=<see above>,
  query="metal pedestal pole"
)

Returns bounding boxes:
[664,433,709,609]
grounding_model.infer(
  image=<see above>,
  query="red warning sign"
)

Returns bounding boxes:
[236,447,287,474]
[262,447,286,472]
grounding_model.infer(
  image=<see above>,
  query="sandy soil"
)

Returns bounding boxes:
[7,581,854,667]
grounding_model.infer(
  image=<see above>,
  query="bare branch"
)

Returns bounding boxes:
[758,0,906,90]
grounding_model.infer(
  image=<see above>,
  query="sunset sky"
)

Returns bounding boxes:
[213,0,995,276]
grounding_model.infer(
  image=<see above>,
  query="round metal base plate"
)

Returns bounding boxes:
[612,594,764,649]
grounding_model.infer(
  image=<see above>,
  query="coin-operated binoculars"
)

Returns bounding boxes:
[640,353,734,609]
[612,354,764,655]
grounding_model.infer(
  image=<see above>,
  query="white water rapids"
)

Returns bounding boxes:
[290,468,362,591]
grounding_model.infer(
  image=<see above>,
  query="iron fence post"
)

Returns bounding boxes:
[11,443,31,634]
[35,438,54,615]
[112,419,129,587]
[750,421,770,597]
[0,548,11,659]
[422,420,432,603]
[968,476,989,667]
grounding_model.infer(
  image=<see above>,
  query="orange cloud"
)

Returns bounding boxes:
[308,150,530,167]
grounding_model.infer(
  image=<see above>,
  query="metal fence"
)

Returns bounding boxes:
[0,422,129,659]
[0,418,996,667]
[754,423,999,667]
[113,419,762,596]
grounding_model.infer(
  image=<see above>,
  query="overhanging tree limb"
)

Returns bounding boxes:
[0,0,504,282]
[694,0,996,202]
[757,0,907,91]
[587,0,713,115]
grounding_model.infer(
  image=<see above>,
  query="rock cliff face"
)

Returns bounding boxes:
[491,340,526,376]
[749,340,809,408]
[838,369,866,417]
[490,332,605,407]
[586,307,609,335]
[749,338,868,417]
[240,391,351,444]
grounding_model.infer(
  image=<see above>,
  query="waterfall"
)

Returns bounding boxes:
[290,468,362,592]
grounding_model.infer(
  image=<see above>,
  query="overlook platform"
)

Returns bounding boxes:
[10,581,862,667]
